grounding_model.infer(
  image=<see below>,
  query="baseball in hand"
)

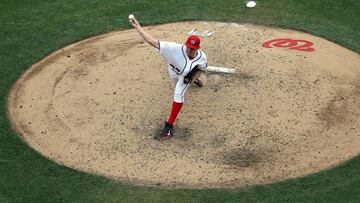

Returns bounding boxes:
[128,14,135,20]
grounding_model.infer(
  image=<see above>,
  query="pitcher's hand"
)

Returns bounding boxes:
[129,16,140,29]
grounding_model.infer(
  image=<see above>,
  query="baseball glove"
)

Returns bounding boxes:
[184,65,201,84]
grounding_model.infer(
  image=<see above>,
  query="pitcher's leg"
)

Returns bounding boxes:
[173,76,189,103]
[160,78,189,140]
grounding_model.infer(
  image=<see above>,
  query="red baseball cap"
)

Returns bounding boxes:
[185,35,201,49]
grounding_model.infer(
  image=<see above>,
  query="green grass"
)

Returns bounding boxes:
[1,0,360,202]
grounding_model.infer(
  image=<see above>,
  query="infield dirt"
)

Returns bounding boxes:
[8,21,360,188]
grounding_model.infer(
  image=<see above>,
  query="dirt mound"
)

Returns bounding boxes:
[8,22,360,188]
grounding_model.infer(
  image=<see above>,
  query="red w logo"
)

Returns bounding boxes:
[262,38,315,52]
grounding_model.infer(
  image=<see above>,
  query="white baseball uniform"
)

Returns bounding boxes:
[159,41,208,103]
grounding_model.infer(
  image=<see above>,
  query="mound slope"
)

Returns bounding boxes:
[8,22,360,188]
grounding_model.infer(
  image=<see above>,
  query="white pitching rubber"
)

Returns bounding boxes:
[207,66,236,74]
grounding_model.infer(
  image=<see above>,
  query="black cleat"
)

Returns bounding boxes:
[160,122,173,140]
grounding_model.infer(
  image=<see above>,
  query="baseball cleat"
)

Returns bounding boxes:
[160,122,174,140]
[194,78,203,87]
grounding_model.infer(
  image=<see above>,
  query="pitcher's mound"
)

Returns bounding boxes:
[8,22,360,188]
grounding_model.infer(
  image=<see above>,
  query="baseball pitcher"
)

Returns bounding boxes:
[129,15,208,140]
